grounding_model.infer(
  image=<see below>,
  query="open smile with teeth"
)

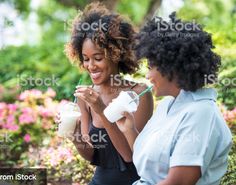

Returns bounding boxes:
[90,72,102,79]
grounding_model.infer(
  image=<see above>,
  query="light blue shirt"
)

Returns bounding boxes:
[133,88,232,185]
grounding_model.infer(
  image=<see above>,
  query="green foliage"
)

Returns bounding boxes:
[217,64,236,109]
[221,136,236,185]
[0,0,31,18]
[116,0,150,25]
[178,0,236,109]
[0,0,93,102]
[0,43,91,102]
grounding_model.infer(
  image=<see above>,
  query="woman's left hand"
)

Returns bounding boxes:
[74,87,106,115]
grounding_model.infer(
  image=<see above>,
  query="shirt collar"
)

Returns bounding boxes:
[174,88,217,103]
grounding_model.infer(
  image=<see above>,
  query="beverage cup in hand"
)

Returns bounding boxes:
[103,91,139,123]
[58,102,81,138]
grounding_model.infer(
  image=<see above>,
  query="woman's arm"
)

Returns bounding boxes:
[98,114,134,162]
[122,126,139,152]
[116,86,153,150]
[71,120,94,162]
[157,166,201,185]
[75,87,133,162]
[133,84,154,132]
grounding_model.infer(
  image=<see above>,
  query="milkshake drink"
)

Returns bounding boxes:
[103,91,139,123]
[58,102,81,138]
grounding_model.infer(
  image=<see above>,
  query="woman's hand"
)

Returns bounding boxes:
[74,87,106,115]
[116,111,136,133]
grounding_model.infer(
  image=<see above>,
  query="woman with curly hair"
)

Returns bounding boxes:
[117,13,232,185]
[58,2,153,185]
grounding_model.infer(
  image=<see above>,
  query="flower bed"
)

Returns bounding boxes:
[0,88,235,184]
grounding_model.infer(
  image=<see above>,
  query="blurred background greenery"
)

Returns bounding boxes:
[0,0,235,107]
[0,0,235,184]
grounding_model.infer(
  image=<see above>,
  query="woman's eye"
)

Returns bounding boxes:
[83,58,89,62]
[95,58,102,61]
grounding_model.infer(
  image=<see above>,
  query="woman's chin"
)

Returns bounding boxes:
[153,88,161,97]
[152,87,158,96]
[91,78,103,85]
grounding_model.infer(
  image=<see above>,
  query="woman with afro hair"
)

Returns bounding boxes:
[117,13,232,185]
[58,2,153,185]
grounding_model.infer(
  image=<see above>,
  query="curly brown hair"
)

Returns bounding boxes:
[65,2,139,74]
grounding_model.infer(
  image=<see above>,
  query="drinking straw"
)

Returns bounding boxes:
[74,79,82,103]
[129,85,153,104]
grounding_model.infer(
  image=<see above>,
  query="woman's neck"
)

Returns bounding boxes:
[97,75,122,94]
[169,87,181,98]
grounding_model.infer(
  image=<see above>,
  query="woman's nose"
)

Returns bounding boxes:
[88,60,96,70]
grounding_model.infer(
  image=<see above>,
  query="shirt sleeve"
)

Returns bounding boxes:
[169,105,218,175]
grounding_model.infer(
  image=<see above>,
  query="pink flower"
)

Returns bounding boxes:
[49,157,60,166]
[19,114,35,124]
[0,120,4,127]
[0,102,7,112]
[3,122,19,131]
[19,90,30,100]
[19,89,43,100]
[7,115,14,124]
[45,88,56,98]
[38,106,52,117]
[0,110,6,120]
[31,89,43,99]
[8,104,18,112]
[24,134,31,143]
[228,112,234,120]
[19,108,36,124]
[1,115,19,131]
[233,108,236,114]
[58,147,73,164]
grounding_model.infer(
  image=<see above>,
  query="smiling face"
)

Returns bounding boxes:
[146,65,180,97]
[82,38,119,85]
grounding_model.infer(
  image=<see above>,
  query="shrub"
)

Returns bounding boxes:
[19,140,94,185]
[220,136,236,185]
[0,45,91,102]
[0,88,59,166]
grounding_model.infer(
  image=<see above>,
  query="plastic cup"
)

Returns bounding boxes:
[58,102,81,138]
[103,91,139,123]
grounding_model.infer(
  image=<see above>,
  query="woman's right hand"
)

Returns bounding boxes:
[116,112,136,133]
